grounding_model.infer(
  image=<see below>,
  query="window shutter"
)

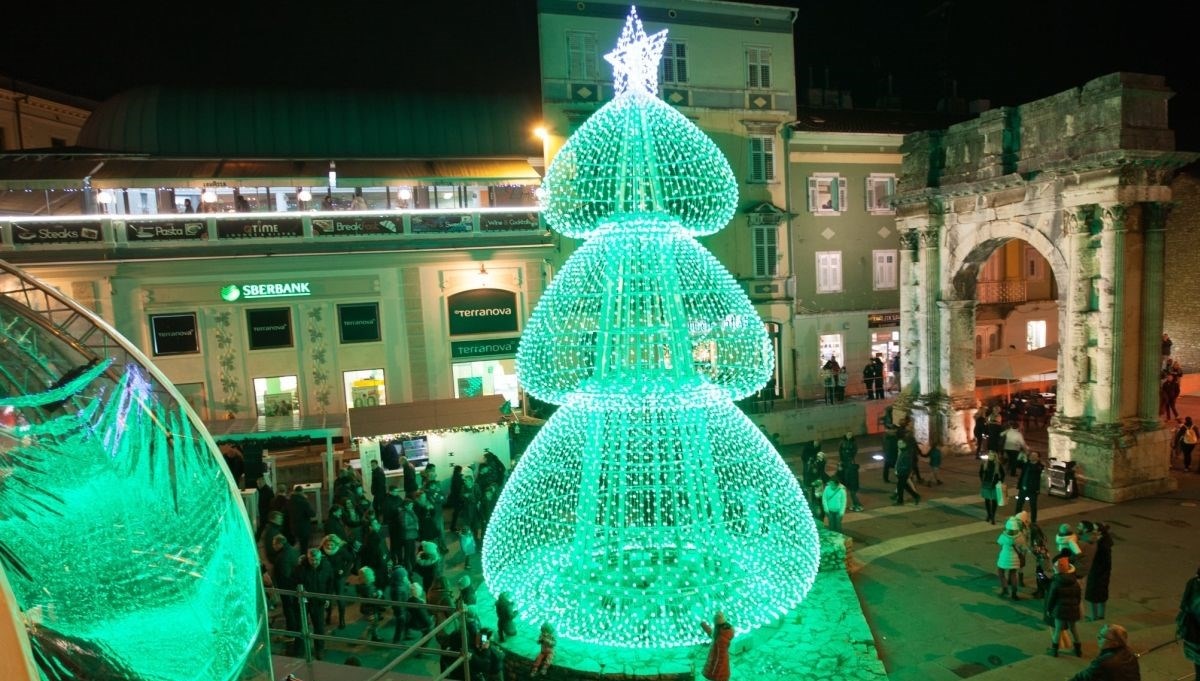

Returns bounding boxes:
[763,137,775,182]
[837,177,847,212]
[760,61,771,89]
[865,178,876,211]
[807,177,818,212]
[747,49,760,88]
[676,43,688,83]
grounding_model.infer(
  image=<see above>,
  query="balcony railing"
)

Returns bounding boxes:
[977,279,1027,304]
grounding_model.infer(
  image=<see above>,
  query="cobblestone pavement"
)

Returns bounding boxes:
[272,394,1200,680]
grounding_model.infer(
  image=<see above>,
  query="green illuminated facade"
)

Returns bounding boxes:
[481,8,820,648]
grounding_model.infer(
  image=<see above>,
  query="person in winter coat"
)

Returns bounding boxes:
[531,621,557,676]
[1079,521,1113,621]
[979,453,1004,524]
[1045,556,1083,657]
[836,459,863,512]
[996,517,1028,601]
[289,486,317,551]
[1177,565,1200,681]
[1069,624,1141,681]
[495,591,518,642]
[320,534,355,630]
[296,547,336,659]
[386,566,411,644]
[822,477,848,532]
[413,540,442,591]
[447,465,466,532]
[893,439,921,506]
[1014,451,1044,524]
[700,612,732,681]
[370,460,388,516]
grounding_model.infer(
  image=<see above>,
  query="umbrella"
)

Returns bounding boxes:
[974,347,1058,381]
[1027,342,1059,361]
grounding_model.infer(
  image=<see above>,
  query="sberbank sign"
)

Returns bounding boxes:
[220,282,312,302]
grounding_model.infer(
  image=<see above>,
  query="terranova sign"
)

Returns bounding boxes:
[220,281,312,302]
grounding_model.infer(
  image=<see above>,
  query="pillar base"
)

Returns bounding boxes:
[901,392,978,455]
[1048,417,1177,502]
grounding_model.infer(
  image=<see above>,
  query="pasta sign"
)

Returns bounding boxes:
[447,288,518,336]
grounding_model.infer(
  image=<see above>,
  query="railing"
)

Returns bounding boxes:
[266,585,472,681]
[977,279,1027,304]
[0,206,548,253]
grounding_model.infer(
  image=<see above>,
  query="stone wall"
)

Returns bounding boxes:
[1165,166,1200,371]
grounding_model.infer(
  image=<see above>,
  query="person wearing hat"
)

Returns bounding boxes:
[1069,623,1140,680]
[996,516,1028,600]
[1045,556,1083,657]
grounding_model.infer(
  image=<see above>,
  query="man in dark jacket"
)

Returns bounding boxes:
[1069,624,1141,680]
[893,440,921,506]
[370,459,388,516]
[296,547,335,659]
[269,533,301,652]
[289,486,316,551]
[1015,451,1045,524]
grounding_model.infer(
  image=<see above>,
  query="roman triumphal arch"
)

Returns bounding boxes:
[892,73,1195,502]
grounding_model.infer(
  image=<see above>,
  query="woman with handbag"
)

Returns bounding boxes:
[979,453,1005,524]
[996,517,1028,600]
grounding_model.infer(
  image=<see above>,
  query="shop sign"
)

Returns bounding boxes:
[220,282,312,302]
[479,212,541,232]
[125,220,207,241]
[868,312,901,328]
[149,313,200,356]
[313,217,400,236]
[246,308,294,350]
[411,214,472,233]
[216,218,304,239]
[450,336,520,360]
[9,221,103,245]
[447,288,518,336]
[338,303,381,343]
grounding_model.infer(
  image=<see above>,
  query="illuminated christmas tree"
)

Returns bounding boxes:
[481,7,820,648]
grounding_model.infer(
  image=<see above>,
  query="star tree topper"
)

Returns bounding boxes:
[604,6,668,96]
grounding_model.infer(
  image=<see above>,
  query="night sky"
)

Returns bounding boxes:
[2,0,1195,147]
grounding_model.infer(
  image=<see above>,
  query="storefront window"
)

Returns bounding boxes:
[344,369,386,409]
[818,333,843,367]
[452,359,520,408]
[254,375,298,417]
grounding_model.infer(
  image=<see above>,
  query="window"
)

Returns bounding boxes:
[661,40,688,84]
[1025,246,1046,282]
[747,46,772,88]
[816,251,842,293]
[749,135,775,182]
[866,174,896,213]
[1026,320,1047,351]
[873,250,898,290]
[567,31,598,81]
[808,174,847,213]
[753,224,778,277]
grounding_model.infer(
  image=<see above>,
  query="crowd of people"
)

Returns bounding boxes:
[251,448,510,678]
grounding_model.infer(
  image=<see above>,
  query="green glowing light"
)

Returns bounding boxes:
[219,284,241,302]
[481,7,819,649]
[1,318,265,678]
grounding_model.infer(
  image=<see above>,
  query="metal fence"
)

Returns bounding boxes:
[266,586,473,681]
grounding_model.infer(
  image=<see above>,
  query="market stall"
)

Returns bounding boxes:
[348,395,512,502]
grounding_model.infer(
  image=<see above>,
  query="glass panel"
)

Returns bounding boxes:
[452,359,520,408]
[344,368,386,409]
[253,375,298,417]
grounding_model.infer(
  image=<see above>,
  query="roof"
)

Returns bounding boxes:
[202,413,347,441]
[348,395,508,439]
[790,107,973,136]
[76,86,544,158]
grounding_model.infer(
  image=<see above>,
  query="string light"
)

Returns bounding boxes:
[482,6,819,649]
